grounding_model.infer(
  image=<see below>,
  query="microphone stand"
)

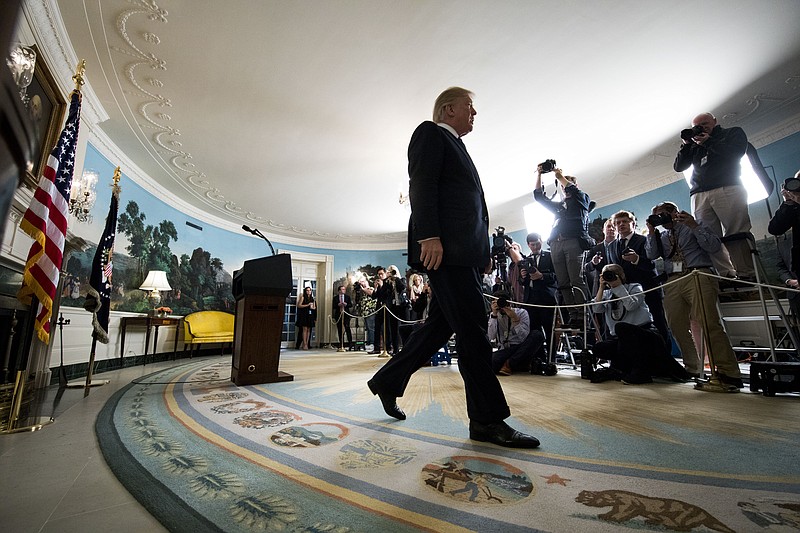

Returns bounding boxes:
[242,225,276,255]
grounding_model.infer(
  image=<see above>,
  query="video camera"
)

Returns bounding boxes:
[680,125,704,141]
[492,226,512,257]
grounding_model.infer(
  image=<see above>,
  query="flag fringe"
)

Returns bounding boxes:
[84,286,109,344]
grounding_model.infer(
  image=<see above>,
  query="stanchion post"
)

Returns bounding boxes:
[379,305,390,357]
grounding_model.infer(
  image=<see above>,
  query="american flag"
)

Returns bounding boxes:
[17,91,82,344]
[83,172,120,344]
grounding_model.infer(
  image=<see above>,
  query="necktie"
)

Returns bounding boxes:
[607,242,618,264]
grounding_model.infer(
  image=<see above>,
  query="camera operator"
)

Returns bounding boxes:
[533,162,593,328]
[507,232,557,354]
[590,264,688,384]
[387,265,408,352]
[644,202,743,388]
[769,172,800,319]
[673,112,754,281]
[488,292,543,376]
[354,277,377,351]
[373,266,398,354]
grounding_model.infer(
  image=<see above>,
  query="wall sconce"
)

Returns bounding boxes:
[398,192,409,206]
[6,44,36,108]
[139,270,172,313]
[69,169,99,223]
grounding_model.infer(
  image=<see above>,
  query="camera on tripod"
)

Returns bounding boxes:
[680,125,704,141]
[492,226,512,258]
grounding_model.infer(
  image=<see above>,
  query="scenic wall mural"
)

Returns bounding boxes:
[60,143,407,317]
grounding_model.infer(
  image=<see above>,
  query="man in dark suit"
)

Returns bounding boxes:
[611,210,670,345]
[333,284,354,350]
[508,232,557,355]
[584,219,617,339]
[367,87,539,448]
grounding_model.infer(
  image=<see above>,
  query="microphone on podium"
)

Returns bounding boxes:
[242,225,276,256]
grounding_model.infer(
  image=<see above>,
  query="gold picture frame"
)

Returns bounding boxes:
[23,44,67,189]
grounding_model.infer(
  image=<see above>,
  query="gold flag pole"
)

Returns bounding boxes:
[2,60,88,434]
[72,59,86,93]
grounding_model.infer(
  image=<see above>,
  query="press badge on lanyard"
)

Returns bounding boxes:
[673,261,683,273]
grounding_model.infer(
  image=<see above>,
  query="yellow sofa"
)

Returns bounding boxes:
[183,311,235,356]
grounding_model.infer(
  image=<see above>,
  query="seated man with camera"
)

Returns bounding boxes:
[644,202,743,389]
[488,292,543,376]
[590,264,688,384]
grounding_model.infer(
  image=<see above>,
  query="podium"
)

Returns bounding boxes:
[231,254,293,385]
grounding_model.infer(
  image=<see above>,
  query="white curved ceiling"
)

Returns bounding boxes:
[49,0,800,245]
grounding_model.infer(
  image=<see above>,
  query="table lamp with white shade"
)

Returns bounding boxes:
[139,270,172,315]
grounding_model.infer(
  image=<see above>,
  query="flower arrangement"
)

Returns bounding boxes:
[155,306,172,317]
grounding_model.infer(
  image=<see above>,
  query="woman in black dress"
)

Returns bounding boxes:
[296,286,317,349]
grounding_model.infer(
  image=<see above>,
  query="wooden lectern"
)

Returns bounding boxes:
[231,254,293,385]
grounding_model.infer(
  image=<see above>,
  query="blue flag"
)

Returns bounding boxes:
[83,173,120,343]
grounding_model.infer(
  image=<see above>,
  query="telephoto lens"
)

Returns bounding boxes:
[646,212,672,227]
[784,177,800,192]
[601,270,617,282]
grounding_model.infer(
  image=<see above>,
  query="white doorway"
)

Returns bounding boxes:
[279,250,333,348]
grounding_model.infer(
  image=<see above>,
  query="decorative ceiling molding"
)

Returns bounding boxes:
[22,0,109,127]
[109,0,405,245]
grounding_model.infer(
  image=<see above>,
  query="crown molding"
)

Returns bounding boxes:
[21,0,109,127]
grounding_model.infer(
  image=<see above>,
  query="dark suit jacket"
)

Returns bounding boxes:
[519,251,557,304]
[584,240,613,294]
[332,293,352,319]
[615,233,659,289]
[407,121,490,270]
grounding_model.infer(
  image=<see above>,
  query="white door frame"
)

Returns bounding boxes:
[279,249,333,347]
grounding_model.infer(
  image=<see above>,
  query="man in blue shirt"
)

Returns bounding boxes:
[645,202,742,389]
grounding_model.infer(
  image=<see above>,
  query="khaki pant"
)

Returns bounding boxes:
[691,185,754,278]
[663,271,740,377]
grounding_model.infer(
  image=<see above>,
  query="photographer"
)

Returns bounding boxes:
[533,162,592,328]
[590,264,686,384]
[373,266,397,354]
[644,202,743,388]
[508,232,557,353]
[610,210,670,345]
[768,171,800,281]
[488,292,543,376]
[673,112,753,281]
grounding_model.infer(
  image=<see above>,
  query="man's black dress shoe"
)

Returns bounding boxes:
[469,420,540,448]
[367,379,406,420]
